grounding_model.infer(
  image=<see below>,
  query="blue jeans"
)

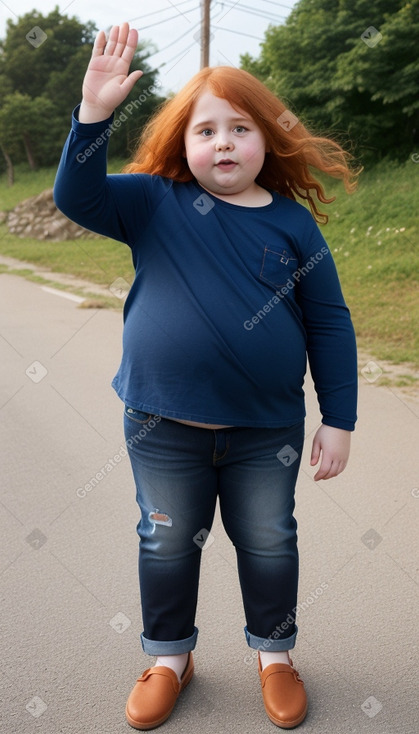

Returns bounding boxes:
[123,407,304,656]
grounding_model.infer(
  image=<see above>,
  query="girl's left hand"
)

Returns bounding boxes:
[310,425,351,480]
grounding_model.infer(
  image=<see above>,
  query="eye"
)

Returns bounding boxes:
[201,128,214,137]
[234,126,248,133]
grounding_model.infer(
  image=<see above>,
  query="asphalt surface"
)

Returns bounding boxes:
[1,273,418,734]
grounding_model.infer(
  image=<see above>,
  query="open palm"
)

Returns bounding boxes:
[81,23,143,120]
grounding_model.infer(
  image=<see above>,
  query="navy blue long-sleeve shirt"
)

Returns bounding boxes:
[53,108,357,430]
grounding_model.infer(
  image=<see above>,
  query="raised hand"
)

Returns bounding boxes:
[79,23,143,123]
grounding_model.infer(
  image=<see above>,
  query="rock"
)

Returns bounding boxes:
[45,219,68,238]
[1,188,99,241]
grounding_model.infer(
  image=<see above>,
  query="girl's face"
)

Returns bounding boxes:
[184,91,268,201]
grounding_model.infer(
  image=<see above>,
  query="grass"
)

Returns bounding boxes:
[0,159,134,289]
[317,157,419,367]
[1,157,418,368]
[0,227,134,286]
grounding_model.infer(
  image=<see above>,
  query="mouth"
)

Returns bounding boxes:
[216,159,237,169]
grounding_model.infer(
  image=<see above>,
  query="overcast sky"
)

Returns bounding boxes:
[0,0,298,94]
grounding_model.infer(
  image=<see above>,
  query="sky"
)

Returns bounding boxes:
[0,0,298,94]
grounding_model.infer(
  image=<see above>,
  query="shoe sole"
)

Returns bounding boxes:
[125,664,194,730]
[265,702,308,729]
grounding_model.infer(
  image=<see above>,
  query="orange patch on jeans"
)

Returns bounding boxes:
[149,511,172,527]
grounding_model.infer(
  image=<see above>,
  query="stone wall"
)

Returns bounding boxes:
[0,188,99,241]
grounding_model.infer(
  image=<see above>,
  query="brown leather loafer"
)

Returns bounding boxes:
[258,653,307,729]
[125,653,194,730]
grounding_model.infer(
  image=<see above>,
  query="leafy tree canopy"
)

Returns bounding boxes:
[241,0,419,162]
[0,8,164,175]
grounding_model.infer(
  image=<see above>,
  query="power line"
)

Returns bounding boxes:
[258,0,296,9]
[130,5,200,31]
[145,20,202,58]
[144,4,224,60]
[213,26,264,41]
[215,0,287,22]
[128,0,198,23]
[160,41,198,69]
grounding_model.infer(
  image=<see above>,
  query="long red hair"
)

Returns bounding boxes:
[124,66,360,223]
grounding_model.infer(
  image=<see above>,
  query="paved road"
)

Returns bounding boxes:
[1,273,418,734]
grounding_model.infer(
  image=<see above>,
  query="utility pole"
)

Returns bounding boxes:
[200,0,211,69]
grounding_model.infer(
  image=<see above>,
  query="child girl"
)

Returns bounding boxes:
[54,23,358,730]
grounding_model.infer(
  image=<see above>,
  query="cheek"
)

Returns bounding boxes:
[242,138,266,163]
[185,144,212,171]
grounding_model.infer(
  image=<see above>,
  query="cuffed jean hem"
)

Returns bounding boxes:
[244,624,298,652]
[140,627,199,655]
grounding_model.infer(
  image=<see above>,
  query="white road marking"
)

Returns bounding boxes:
[41,286,85,303]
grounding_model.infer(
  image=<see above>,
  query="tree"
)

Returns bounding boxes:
[0,93,62,172]
[0,8,165,176]
[332,0,419,157]
[241,0,419,161]
[0,9,98,175]
[0,9,97,101]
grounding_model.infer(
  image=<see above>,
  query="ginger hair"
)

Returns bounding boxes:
[123,65,360,223]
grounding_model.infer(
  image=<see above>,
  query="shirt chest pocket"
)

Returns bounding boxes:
[259,248,298,289]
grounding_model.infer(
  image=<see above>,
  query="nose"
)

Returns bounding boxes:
[215,133,233,151]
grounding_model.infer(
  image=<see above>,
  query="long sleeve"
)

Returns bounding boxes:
[296,224,358,430]
[53,106,167,246]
